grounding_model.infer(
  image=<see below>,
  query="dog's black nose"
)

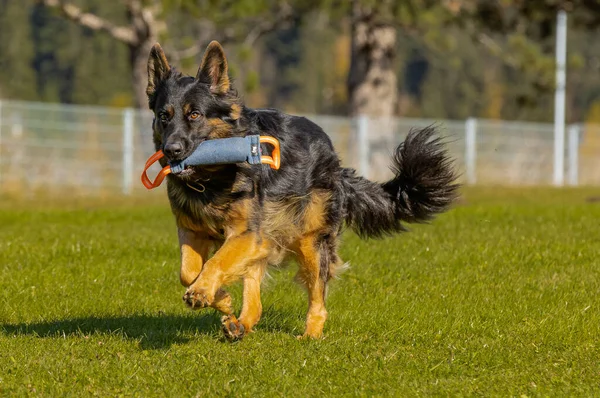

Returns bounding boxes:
[164,142,184,160]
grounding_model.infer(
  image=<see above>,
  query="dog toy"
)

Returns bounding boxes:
[141,135,280,189]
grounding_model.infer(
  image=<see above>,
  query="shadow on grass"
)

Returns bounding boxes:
[257,305,304,336]
[0,313,223,350]
[1,306,304,349]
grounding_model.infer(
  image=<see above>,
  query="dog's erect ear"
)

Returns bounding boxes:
[147,43,171,103]
[196,41,230,94]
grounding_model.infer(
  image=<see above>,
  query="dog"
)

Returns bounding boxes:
[146,41,459,340]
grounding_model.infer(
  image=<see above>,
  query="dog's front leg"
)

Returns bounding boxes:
[221,259,267,341]
[179,227,232,314]
[178,227,212,287]
[183,231,264,311]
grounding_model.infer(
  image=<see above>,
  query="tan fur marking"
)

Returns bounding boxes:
[176,212,212,234]
[239,260,268,333]
[230,104,241,120]
[295,233,328,338]
[184,196,269,307]
[226,199,252,236]
[260,191,330,247]
[207,118,228,128]
[197,41,230,94]
[183,103,191,116]
[303,191,331,233]
[178,227,213,287]
[187,232,271,304]
[213,70,230,93]
[178,228,233,315]
[212,289,233,314]
[262,197,305,238]
[207,118,233,139]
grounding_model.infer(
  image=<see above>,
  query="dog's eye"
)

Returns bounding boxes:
[160,114,168,123]
[189,111,201,120]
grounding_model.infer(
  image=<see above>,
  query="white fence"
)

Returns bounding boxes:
[0,99,598,196]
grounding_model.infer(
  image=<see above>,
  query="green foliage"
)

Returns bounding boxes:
[0,0,38,101]
[0,0,599,121]
[1,187,599,395]
[244,70,259,93]
[0,0,131,105]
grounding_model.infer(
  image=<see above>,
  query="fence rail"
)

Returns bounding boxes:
[0,99,598,196]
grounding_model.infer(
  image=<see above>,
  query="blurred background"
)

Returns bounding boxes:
[0,0,599,197]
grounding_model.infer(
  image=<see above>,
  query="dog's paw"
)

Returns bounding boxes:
[182,288,212,309]
[221,315,246,341]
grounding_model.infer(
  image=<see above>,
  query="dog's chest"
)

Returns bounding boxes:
[168,185,230,238]
[177,203,226,238]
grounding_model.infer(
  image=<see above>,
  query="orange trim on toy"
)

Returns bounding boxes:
[141,150,171,189]
[260,136,280,170]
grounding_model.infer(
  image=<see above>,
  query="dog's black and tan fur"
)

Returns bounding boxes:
[146,41,459,340]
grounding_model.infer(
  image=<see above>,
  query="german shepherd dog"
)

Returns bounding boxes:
[146,41,458,340]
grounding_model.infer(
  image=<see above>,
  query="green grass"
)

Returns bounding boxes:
[1,187,600,396]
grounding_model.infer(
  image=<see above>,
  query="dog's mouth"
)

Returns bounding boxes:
[165,139,206,180]
[164,139,229,182]
[172,165,199,180]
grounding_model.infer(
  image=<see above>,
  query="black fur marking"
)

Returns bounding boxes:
[317,233,339,283]
[343,126,459,238]
[385,126,460,223]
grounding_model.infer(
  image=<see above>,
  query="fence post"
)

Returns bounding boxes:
[0,100,3,190]
[567,124,579,186]
[465,117,477,185]
[553,10,567,187]
[122,108,134,195]
[357,114,370,179]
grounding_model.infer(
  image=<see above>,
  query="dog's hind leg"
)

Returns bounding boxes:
[295,233,330,339]
[178,227,233,314]
[221,260,267,341]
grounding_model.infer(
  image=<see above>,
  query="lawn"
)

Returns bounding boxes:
[1,187,599,396]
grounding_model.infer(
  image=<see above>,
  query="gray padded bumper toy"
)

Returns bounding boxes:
[169,135,262,174]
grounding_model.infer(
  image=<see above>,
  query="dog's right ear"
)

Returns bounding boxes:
[146,43,171,106]
[196,41,230,94]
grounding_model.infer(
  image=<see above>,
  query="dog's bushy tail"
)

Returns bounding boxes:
[341,126,459,238]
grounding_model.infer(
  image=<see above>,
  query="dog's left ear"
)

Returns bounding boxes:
[147,43,171,106]
[196,41,230,94]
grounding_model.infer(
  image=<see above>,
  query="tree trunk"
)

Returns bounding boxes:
[130,40,154,110]
[40,0,161,109]
[347,1,397,117]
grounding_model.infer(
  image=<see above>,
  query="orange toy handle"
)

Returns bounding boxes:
[260,136,281,170]
[141,150,171,190]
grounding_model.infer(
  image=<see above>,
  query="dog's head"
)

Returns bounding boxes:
[146,41,242,176]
